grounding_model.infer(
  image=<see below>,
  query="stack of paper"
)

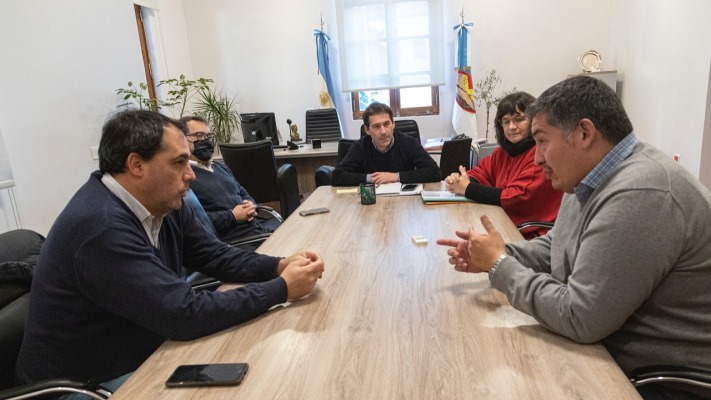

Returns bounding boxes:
[376,183,423,196]
[423,138,445,151]
[420,190,474,204]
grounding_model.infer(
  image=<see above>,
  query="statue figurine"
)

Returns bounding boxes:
[287,119,301,141]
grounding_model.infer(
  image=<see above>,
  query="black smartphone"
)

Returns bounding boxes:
[299,207,330,217]
[165,363,249,388]
[401,184,419,192]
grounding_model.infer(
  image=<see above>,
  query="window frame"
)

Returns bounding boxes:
[351,86,439,119]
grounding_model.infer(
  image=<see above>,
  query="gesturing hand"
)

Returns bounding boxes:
[436,215,507,273]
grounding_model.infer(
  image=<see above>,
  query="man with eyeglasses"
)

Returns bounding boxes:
[180,115,279,249]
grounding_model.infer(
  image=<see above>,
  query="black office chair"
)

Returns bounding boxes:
[315,138,356,187]
[394,120,421,143]
[631,365,711,399]
[439,137,473,179]
[305,108,342,142]
[359,120,421,143]
[0,229,112,400]
[219,141,300,220]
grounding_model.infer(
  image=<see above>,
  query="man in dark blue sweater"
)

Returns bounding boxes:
[180,116,279,247]
[15,110,325,392]
[331,103,441,186]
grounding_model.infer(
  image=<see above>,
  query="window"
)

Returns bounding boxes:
[351,87,439,119]
[336,0,444,118]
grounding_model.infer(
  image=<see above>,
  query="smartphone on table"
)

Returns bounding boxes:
[165,363,249,388]
[299,207,330,217]
[401,184,419,192]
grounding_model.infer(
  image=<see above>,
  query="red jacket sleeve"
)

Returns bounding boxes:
[468,147,562,238]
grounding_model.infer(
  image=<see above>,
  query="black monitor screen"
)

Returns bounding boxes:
[241,112,279,146]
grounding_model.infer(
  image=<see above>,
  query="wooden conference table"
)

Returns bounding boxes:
[274,141,338,195]
[112,183,639,399]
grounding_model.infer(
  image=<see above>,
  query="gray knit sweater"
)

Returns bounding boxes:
[491,142,711,375]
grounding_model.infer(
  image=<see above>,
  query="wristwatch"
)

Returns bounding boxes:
[488,254,507,280]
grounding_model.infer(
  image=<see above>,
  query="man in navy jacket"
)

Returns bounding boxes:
[16,110,325,391]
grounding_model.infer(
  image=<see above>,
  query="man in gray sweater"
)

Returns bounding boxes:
[438,76,711,399]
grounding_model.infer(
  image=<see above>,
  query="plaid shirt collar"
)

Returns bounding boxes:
[574,133,638,205]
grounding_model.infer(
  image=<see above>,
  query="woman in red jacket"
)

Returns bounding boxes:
[445,92,562,239]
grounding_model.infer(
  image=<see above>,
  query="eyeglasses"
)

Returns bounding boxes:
[185,132,214,142]
[500,115,528,128]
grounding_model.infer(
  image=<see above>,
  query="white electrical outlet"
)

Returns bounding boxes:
[90,146,99,160]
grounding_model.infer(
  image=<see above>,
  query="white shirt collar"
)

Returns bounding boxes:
[101,173,163,249]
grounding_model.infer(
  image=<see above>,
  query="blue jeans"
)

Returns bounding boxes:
[59,372,132,399]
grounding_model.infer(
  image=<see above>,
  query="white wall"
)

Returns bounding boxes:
[181,0,340,142]
[0,0,146,235]
[612,0,711,177]
[0,0,709,235]
[177,0,614,142]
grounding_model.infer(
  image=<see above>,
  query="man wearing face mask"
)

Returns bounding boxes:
[180,116,279,248]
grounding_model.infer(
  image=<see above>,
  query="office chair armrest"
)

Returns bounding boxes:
[256,205,283,223]
[630,365,711,389]
[517,221,555,231]
[185,271,222,292]
[0,379,111,399]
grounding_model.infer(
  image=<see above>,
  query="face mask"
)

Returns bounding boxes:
[192,139,214,161]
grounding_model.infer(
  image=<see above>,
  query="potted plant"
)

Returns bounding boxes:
[194,87,241,146]
[158,75,212,118]
[116,76,241,146]
[115,81,157,110]
[474,69,516,140]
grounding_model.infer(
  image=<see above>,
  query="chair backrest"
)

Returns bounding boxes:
[219,141,280,204]
[359,120,421,143]
[439,138,473,179]
[0,229,44,387]
[337,139,357,164]
[219,141,300,219]
[394,120,420,143]
[474,143,499,166]
[305,108,341,142]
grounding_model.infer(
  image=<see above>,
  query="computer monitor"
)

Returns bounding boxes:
[240,112,280,147]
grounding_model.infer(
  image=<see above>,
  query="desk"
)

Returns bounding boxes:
[274,142,338,195]
[112,184,639,399]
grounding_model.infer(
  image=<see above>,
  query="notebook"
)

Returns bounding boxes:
[420,191,474,204]
[375,183,423,196]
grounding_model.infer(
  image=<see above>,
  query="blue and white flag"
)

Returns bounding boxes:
[452,22,478,137]
[314,29,336,109]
